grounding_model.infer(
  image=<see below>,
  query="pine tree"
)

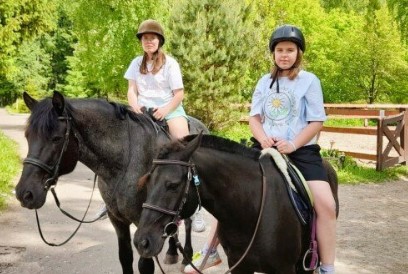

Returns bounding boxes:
[167,0,257,130]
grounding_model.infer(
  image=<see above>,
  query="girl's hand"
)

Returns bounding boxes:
[152,107,169,121]
[131,105,143,114]
[260,137,275,149]
[274,139,296,154]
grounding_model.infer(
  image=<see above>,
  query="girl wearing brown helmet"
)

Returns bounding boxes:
[125,19,188,139]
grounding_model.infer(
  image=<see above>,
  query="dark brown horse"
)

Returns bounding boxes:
[15,91,208,274]
[134,133,339,274]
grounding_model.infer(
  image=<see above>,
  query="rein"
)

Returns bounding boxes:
[142,158,268,274]
[24,114,103,246]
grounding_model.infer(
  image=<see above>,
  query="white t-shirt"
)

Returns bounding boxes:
[249,70,326,145]
[124,55,183,108]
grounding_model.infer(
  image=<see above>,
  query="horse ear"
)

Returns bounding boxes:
[23,92,38,111]
[52,91,65,115]
[181,132,203,160]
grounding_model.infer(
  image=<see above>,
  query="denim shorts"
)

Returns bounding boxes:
[165,104,188,121]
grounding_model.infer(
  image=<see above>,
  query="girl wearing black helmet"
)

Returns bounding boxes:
[249,25,336,274]
[124,19,188,139]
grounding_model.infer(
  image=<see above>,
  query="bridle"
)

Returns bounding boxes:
[22,113,103,246]
[141,158,268,274]
[142,159,201,239]
[23,114,73,190]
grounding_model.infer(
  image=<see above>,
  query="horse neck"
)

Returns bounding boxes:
[192,148,263,221]
[70,100,158,179]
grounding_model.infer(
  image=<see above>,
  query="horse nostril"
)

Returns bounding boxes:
[23,191,33,202]
[140,239,149,249]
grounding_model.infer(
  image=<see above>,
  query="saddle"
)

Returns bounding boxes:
[261,148,314,225]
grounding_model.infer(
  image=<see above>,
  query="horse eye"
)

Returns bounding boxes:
[52,136,63,143]
[165,181,179,191]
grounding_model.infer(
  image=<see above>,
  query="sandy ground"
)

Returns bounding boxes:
[0,108,407,273]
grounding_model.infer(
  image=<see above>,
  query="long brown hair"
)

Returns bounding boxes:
[140,49,166,75]
[270,49,303,80]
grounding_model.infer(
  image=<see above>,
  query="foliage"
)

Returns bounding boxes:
[65,0,162,99]
[387,0,408,44]
[0,0,407,111]
[0,131,21,210]
[167,0,258,130]
[0,0,57,105]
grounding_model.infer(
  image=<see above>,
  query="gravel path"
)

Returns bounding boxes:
[0,108,407,273]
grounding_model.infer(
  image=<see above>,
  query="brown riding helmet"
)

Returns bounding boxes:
[136,19,165,47]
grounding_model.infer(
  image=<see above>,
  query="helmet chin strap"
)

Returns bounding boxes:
[270,67,282,93]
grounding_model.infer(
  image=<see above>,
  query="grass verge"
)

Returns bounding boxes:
[0,131,21,210]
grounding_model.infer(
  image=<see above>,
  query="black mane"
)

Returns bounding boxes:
[26,97,152,139]
[157,134,260,160]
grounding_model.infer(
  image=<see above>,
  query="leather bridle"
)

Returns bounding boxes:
[142,159,201,238]
[141,157,268,274]
[23,115,73,190]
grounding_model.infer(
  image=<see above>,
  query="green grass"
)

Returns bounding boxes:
[0,131,21,210]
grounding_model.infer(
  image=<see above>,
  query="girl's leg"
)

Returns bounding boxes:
[167,116,189,139]
[307,180,336,272]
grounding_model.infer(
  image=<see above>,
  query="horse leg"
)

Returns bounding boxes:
[109,216,134,274]
[163,218,193,266]
[164,236,179,264]
[181,217,193,266]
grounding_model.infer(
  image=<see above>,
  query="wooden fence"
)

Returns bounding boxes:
[240,104,408,171]
[322,104,408,171]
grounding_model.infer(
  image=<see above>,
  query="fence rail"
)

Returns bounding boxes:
[240,103,408,171]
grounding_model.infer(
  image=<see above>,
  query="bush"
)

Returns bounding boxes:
[0,131,21,210]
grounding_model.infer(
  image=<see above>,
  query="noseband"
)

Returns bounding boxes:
[142,159,201,238]
[23,115,72,190]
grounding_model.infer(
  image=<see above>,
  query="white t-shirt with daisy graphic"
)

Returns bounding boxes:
[249,70,326,145]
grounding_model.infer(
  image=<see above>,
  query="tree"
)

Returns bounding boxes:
[167,0,257,130]
[342,3,407,103]
[387,0,408,44]
[65,0,161,99]
[0,0,57,105]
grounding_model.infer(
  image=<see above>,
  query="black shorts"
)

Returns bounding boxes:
[251,138,328,181]
[287,144,328,181]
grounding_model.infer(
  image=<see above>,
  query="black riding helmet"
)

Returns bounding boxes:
[269,25,305,53]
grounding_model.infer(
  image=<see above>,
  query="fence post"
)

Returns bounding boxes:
[376,110,385,171]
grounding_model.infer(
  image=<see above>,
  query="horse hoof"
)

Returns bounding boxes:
[164,254,178,264]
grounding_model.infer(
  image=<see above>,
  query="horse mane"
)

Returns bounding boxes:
[26,96,153,139]
[157,134,260,160]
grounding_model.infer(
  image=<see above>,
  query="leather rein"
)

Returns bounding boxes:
[142,158,268,274]
[23,114,102,246]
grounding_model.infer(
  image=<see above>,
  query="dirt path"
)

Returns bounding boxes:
[0,108,407,273]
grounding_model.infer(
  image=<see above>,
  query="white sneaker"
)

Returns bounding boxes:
[184,250,222,273]
[192,211,206,232]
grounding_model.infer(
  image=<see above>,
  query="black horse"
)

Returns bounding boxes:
[15,91,208,274]
[134,133,339,274]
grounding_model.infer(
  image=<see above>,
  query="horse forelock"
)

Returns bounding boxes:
[26,98,73,139]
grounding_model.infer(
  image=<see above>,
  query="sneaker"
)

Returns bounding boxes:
[315,267,335,274]
[192,211,206,232]
[95,204,108,220]
[184,250,221,273]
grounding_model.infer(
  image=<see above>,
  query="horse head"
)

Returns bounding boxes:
[134,133,203,258]
[15,91,79,209]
